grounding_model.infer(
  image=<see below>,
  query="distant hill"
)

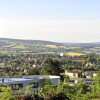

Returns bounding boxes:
[0,38,100,54]
[0,38,61,45]
[63,43,100,47]
[0,38,66,53]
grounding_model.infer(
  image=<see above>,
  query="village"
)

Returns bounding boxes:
[0,53,99,86]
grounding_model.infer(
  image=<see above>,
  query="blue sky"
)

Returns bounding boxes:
[0,0,100,42]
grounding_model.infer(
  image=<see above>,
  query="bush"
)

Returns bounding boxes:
[48,92,69,100]
[16,94,43,100]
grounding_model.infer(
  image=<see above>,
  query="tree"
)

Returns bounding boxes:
[90,74,100,96]
[38,81,69,100]
[0,86,14,100]
[28,68,40,75]
[42,59,61,75]
[38,79,52,87]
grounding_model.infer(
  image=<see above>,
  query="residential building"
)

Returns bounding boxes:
[65,70,81,78]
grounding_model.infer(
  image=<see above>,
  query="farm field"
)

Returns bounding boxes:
[12,44,27,49]
[66,52,86,56]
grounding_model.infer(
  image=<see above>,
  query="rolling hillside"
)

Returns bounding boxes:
[0,38,100,54]
[0,38,66,53]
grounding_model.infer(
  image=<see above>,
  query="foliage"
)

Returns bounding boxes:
[0,87,14,100]
[38,79,52,87]
[15,94,43,100]
[42,59,61,75]
[0,76,100,100]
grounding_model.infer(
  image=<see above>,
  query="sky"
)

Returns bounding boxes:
[0,0,100,43]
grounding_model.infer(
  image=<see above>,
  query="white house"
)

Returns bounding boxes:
[65,70,81,78]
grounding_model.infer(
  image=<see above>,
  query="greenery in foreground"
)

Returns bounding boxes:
[0,75,100,100]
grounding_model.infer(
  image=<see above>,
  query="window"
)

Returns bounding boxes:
[10,83,23,90]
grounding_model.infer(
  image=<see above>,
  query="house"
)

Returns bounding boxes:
[65,70,81,78]
[93,72,98,77]
[82,71,98,78]
[85,63,93,67]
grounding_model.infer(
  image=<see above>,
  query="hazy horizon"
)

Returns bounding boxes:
[0,0,100,43]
